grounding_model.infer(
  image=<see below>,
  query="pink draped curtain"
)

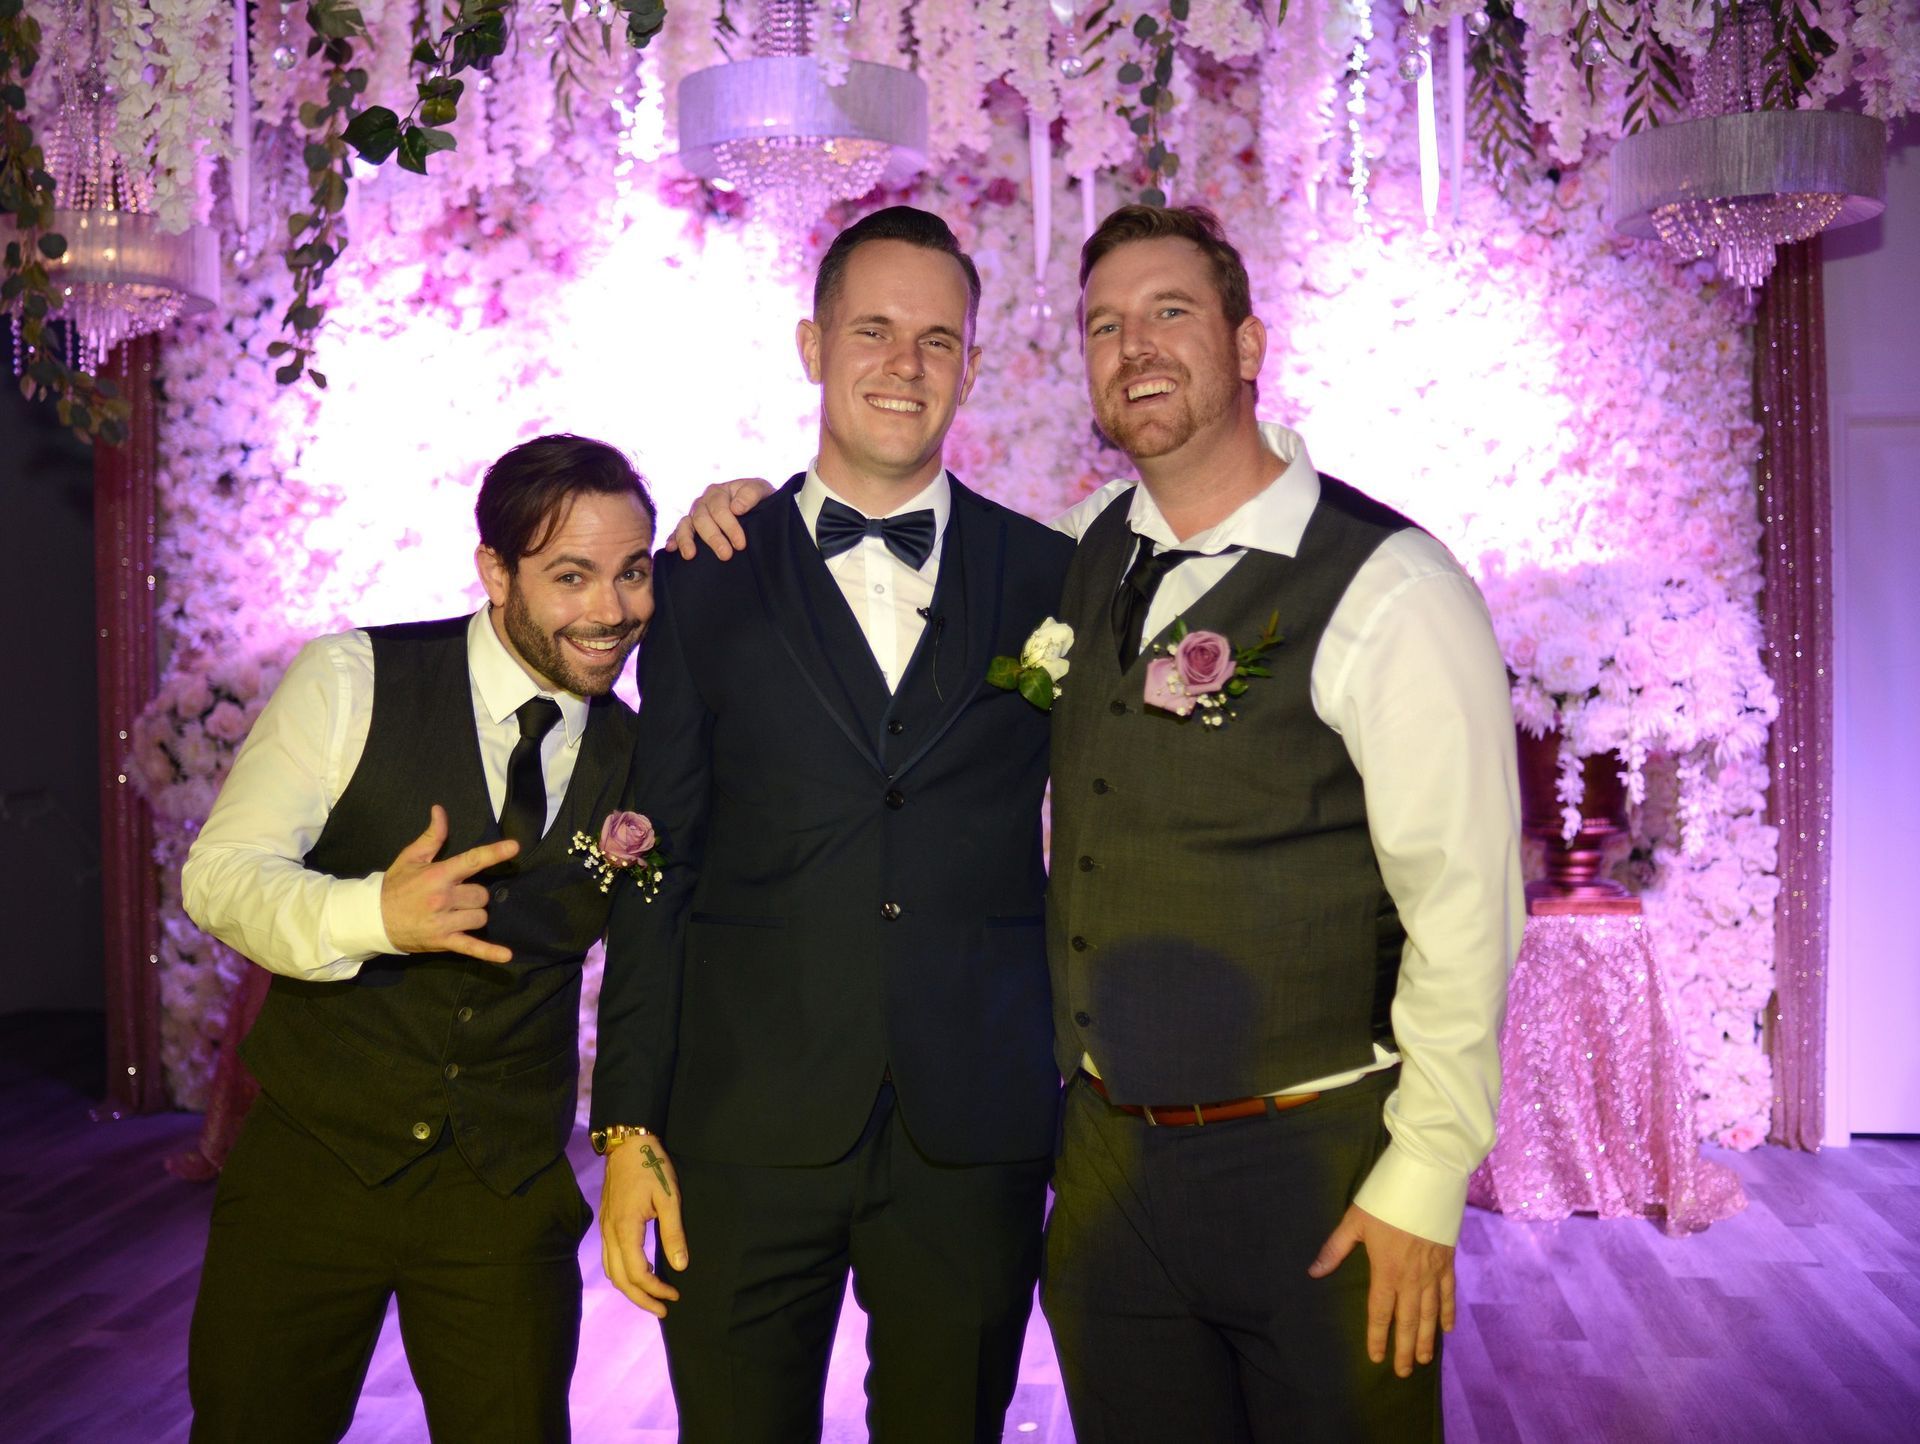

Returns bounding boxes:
[1756,237,1835,1151]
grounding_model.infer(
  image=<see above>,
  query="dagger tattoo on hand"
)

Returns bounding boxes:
[639,1142,670,1197]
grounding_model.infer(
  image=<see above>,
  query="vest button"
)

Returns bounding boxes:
[884,788,905,809]
[1109,700,1127,716]
[881,901,902,921]
[411,1121,432,1141]
[1078,856,1095,871]
[1091,778,1109,794]
[1071,935,1089,951]
[1074,1011,1091,1027]
[887,720,905,735]
[443,1063,460,1080]
[456,1007,474,1023]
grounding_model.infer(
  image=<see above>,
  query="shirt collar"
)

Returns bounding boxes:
[797,463,953,571]
[466,606,590,745]
[1123,421,1321,560]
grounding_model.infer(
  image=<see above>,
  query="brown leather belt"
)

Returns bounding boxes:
[1084,1072,1320,1127]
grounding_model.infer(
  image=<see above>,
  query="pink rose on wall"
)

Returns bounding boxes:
[204,700,250,745]
[598,811,657,866]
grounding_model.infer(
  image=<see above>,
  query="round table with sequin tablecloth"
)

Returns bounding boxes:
[1468,914,1747,1234]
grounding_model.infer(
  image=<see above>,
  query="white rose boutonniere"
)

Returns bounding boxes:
[988,617,1074,710]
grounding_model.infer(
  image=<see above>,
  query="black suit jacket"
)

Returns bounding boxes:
[592,475,1075,1167]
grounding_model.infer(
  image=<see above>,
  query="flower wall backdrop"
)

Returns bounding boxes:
[117,0,1920,1147]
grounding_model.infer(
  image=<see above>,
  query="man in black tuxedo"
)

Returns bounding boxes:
[591,206,1073,1442]
[182,435,656,1442]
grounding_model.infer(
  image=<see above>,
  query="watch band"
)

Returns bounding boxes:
[589,1124,653,1155]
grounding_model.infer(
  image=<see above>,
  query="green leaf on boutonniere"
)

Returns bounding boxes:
[1226,678,1249,697]
[987,656,1024,690]
[1169,617,1189,642]
[1017,668,1056,710]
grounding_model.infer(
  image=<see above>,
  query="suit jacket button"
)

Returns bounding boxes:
[1092,778,1109,794]
[444,1063,460,1080]
[1071,935,1089,951]
[881,901,902,921]
[1078,855,1095,871]
[885,788,905,809]
[887,720,905,735]
[492,885,509,904]
[456,1006,474,1023]
[1074,1011,1091,1027]
[411,1121,432,1141]
[1109,700,1128,715]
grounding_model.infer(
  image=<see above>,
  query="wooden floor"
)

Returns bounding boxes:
[6,1013,1919,1443]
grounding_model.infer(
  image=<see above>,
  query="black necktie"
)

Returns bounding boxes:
[816,496,938,571]
[499,697,562,849]
[1113,540,1200,669]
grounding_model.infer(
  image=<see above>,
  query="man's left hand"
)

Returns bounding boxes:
[1307,1203,1455,1376]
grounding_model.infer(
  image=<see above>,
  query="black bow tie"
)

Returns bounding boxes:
[815,497,938,571]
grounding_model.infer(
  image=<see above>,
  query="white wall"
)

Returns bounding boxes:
[1825,115,1920,1140]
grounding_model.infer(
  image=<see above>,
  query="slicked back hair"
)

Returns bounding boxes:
[1078,203,1253,327]
[475,434,656,572]
[813,205,982,338]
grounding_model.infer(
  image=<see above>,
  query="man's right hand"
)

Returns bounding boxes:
[379,805,521,964]
[670,477,776,560]
[601,1134,688,1317]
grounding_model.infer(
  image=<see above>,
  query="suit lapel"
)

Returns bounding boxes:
[889,479,1003,783]
[751,478,890,775]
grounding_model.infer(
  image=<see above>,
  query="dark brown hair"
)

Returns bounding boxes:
[814,205,982,336]
[1078,203,1253,326]
[475,434,655,571]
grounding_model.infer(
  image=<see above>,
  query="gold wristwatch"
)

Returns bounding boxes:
[590,1124,652,1155]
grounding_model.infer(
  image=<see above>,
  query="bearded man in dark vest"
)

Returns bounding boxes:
[180,434,656,1442]
[1040,205,1524,1441]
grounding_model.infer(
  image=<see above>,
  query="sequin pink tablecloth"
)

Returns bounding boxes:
[1468,914,1746,1235]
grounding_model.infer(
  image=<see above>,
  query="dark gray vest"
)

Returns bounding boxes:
[1048,478,1413,1104]
[240,617,636,1194]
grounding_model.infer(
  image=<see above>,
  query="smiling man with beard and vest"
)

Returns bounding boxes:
[180,434,655,1443]
[669,204,1524,1442]
[1038,205,1522,1442]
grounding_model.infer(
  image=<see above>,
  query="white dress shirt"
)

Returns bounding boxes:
[795,464,950,692]
[1055,422,1524,1246]
[181,607,592,983]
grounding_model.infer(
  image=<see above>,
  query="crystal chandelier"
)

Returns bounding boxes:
[676,1,927,234]
[7,0,218,372]
[1609,3,1884,291]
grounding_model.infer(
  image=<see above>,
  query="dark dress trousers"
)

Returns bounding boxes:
[593,476,1074,1442]
[1043,484,1445,1443]
[189,617,637,1444]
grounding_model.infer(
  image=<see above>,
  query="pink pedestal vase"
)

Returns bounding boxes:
[1469,915,1746,1234]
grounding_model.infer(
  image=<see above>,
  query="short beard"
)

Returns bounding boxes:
[501,584,636,697]
[1093,360,1238,462]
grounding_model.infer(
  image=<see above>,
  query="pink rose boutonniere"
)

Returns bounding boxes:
[1143,612,1284,729]
[570,810,667,899]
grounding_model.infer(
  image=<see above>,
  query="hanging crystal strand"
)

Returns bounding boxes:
[1345,0,1375,235]
[1028,108,1053,337]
